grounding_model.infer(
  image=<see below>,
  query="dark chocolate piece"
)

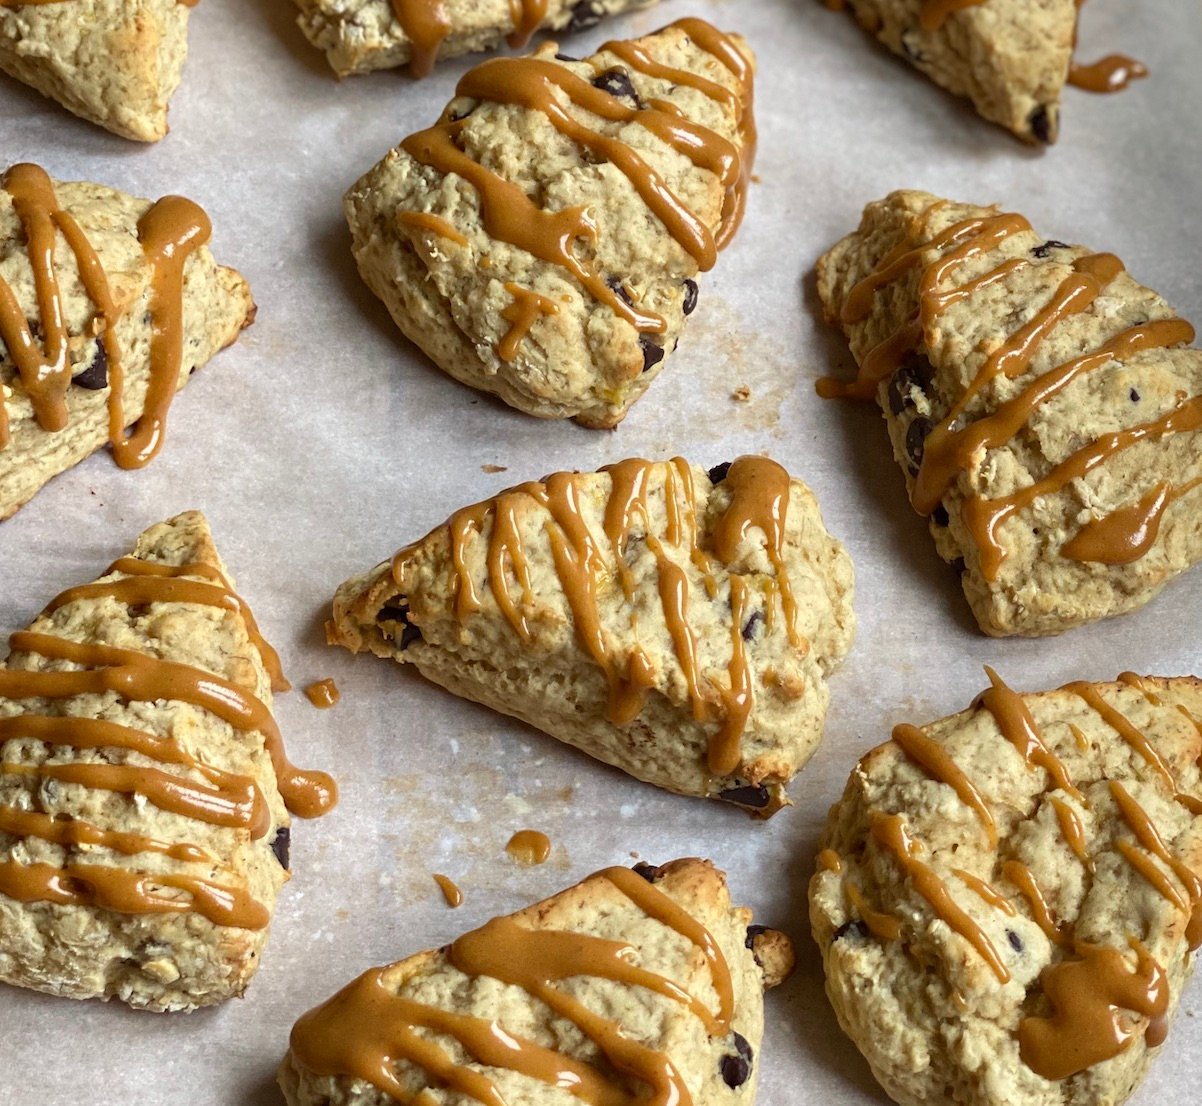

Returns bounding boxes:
[717,784,770,809]
[72,343,108,390]
[270,826,291,870]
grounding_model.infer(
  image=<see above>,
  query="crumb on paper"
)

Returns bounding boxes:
[482,463,508,473]
[732,385,751,403]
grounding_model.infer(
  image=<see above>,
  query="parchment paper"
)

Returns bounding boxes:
[0,1,1199,1102]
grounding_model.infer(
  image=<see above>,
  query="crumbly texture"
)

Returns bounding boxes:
[0,0,190,141]
[279,858,791,1106]
[0,512,292,1011]
[295,0,659,77]
[816,190,1202,637]
[0,173,255,521]
[328,460,854,813]
[343,25,754,428]
[831,0,1076,143]
[810,676,1202,1106]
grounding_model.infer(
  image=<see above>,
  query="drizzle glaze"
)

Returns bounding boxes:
[505,828,550,865]
[0,564,336,928]
[289,865,734,1106]
[0,164,219,468]
[304,678,341,709]
[820,196,1199,580]
[391,457,801,782]
[396,19,753,361]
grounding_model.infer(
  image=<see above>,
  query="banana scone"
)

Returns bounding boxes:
[816,189,1202,637]
[810,670,1202,1106]
[343,19,755,428]
[280,858,795,1106]
[0,511,337,1010]
[295,0,660,78]
[0,0,192,141]
[328,457,854,815]
[0,163,254,521]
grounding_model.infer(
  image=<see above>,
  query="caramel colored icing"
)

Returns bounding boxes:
[821,196,1199,581]
[398,20,753,360]
[0,164,216,468]
[505,828,550,865]
[0,564,336,928]
[498,283,559,363]
[892,721,997,844]
[304,678,341,709]
[392,457,800,781]
[289,865,734,1105]
[433,872,463,907]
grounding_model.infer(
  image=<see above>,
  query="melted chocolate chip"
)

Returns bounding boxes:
[1007,929,1024,953]
[566,0,603,32]
[632,861,659,882]
[72,343,108,390]
[741,610,763,641]
[554,53,578,63]
[270,826,291,870]
[1130,388,1141,402]
[707,461,732,485]
[378,601,422,649]
[682,278,699,316]
[717,784,770,809]
[1032,239,1069,259]
[886,355,931,416]
[1028,105,1054,145]
[605,274,634,306]
[905,416,933,474]
[931,504,950,528]
[744,924,768,950]
[719,1031,754,1088]
[592,67,641,106]
[832,919,870,942]
[640,336,665,373]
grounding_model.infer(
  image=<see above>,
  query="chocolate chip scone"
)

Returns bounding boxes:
[810,670,1202,1106]
[0,163,255,521]
[343,19,754,427]
[0,0,192,141]
[328,457,854,815]
[295,0,660,78]
[825,0,1076,142]
[816,189,1202,637]
[0,511,337,1010]
[280,858,795,1106]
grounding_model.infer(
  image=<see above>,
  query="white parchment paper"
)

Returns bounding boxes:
[0,0,1200,1102]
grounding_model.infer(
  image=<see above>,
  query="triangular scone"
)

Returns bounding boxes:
[343,20,754,427]
[0,163,255,520]
[828,0,1076,143]
[281,858,794,1106]
[810,671,1202,1106]
[816,190,1202,637]
[0,511,336,1011]
[329,457,854,814]
[0,0,192,142]
[295,0,660,78]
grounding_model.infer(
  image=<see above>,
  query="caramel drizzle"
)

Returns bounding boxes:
[918,0,985,31]
[396,209,468,246]
[433,872,463,907]
[1062,474,1202,565]
[395,457,797,780]
[304,678,340,709]
[846,882,901,940]
[953,869,1016,916]
[498,283,559,363]
[506,0,547,49]
[0,164,214,469]
[289,865,734,1106]
[870,811,1010,983]
[390,0,451,78]
[505,828,550,865]
[1051,797,1093,871]
[1001,861,1069,946]
[823,196,1200,580]
[399,21,752,336]
[891,722,997,844]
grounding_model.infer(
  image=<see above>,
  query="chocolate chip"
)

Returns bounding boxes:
[707,461,732,485]
[832,919,870,942]
[554,53,578,62]
[1007,929,1023,953]
[931,504,950,528]
[744,924,768,950]
[720,1034,754,1089]
[632,861,659,882]
[717,784,770,809]
[72,343,108,390]
[1130,388,1141,402]
[1032,239,1069,259]
[378,601,422,649]
[905,416,933,474]
[270,826,291,870]
[640,336,665,373]
[741,610,762,641]
[605,274,634,307]
[886,355,931,416]
[592,67,640,104]
[566,0,603,32]
[1028,105,1054,144]
[682,278,699,316]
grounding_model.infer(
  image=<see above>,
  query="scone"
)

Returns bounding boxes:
[0,163,254,520]
[816,189,1202,636]
[0,0,192,141]
[0,511,337,1010]
[328,456,854,814]
[810,670,1202,1106]
[343,19,755,427]
[295,0,660,78]
[280,858,795,1106]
